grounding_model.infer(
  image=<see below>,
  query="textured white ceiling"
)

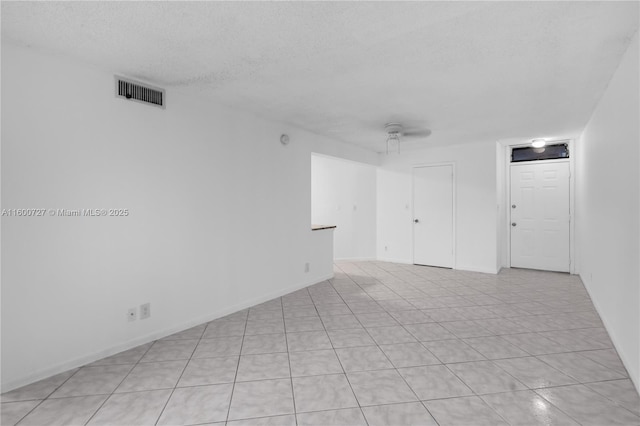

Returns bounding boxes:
[2,1,638,152]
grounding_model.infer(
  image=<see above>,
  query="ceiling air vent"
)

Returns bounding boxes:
[115,76,165,109]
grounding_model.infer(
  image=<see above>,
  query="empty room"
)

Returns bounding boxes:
[1,1,639,425]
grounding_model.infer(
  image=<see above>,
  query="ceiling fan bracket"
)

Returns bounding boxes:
[384,123,403,136]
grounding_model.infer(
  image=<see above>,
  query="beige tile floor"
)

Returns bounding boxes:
[2,261,639,425]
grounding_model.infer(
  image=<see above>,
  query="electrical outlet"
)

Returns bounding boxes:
[140,303,151,320]
[304,262,310,273]
[127,307,137,322]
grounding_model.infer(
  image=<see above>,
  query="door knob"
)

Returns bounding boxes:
[512,204,516,209]
[414,219,419,223]
[511,222,517,227]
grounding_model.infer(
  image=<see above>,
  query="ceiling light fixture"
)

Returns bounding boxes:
[531,139,546,148]
[386,133,401,154]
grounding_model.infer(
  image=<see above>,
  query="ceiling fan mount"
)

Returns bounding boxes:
[385,122,404,136]
[383,122,432,154]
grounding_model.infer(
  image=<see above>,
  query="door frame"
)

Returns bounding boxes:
[411,162,456,268]
[501,139,576,274]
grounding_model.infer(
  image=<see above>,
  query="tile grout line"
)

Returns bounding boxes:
[439,360,514,424]
[4,261,634,426]
[282,296,299,426]
[530,386,595,424]
[315,264,372,423]
[332,265,422,426]
[223,310,250,424]
[580,383,640,419]
[152,324,208,426]
[389,265,598,426]
[391,267,522,424]
[342,264,514,425]
[318,274,369,425]
[10,367,85,426]
[333,265,373,425]
[83,340,156,426]
[356,268,443,425]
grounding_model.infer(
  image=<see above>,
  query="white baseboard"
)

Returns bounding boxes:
[455,265,500,274]
[334,257,377,261]
[1,272,334,392]
[579,273,640,394]
[375,258,499,275]
[375,257,412,264]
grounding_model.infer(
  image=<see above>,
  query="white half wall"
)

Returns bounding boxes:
[311,154,377,260]
[0,42,375,391]
[376,141,498,273]
[576,32,639,391]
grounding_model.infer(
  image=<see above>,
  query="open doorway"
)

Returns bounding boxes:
[311,154,377,261]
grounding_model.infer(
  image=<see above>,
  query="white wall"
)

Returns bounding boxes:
[495,143,506,272]
[0,42,375,391]
[377,141,498,273]
[311,155,377,260]
[576,32,639,391]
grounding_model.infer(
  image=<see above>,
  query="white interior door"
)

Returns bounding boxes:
[413,165,454,268]
[510,161,570,272]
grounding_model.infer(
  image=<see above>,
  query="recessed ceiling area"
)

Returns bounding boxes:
[2,1,637,152]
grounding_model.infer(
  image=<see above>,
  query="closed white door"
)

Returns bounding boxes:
[510,161,570,272]
[413,165,454,268]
